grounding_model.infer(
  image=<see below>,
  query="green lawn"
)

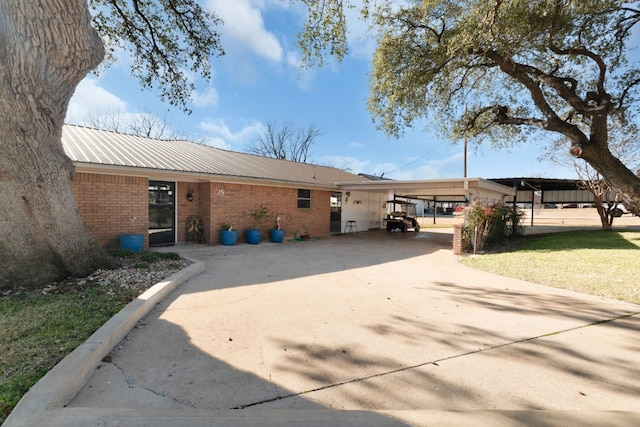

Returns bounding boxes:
[0,251,186,424]
[460,230,640,305]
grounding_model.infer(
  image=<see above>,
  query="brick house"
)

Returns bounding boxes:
[62,125,516,251]
[63,124,367,250]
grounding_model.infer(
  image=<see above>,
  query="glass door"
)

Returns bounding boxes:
[148,181,175,246]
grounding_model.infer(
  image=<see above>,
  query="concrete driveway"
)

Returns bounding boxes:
[9,230,640,426]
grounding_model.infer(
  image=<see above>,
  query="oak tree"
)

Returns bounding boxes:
[297,0,640,213]
[0,0,223,290]
[546,122,640,230]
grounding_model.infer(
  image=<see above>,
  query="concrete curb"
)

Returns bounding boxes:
[4,258,204,427]
[12,407,640,426]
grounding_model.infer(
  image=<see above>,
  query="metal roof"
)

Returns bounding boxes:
[488,177,583,192]
[62,125,363,188]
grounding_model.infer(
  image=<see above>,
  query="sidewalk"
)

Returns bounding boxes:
[7,230,640,426]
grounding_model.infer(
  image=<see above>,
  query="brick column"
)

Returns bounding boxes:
[453,223,464,255]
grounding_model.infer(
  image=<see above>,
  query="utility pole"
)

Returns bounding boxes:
[463,104,467,178]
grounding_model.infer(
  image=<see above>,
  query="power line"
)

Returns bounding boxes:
[383,140,448,176]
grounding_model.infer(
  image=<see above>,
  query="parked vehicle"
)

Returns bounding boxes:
[385,200,420,232]
[611,203,629,217]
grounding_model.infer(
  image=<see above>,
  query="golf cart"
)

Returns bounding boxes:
[384,200,421,232]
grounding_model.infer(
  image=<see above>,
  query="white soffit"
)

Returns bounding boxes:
[336,178,516,198]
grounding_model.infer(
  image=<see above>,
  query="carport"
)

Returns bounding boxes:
[490,177,594,206]
[336,178,516,226]
[489,177,610,226]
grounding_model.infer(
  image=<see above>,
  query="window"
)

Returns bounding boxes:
[297,189,311,209]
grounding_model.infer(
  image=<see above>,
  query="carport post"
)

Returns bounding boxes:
[530,195,534,227]
[433,197,437,224]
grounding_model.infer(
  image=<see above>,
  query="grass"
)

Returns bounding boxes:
[460,230,640,305]
[0,250,185,424]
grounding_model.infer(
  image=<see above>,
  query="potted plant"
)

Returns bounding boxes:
[270,215,285,243]
[119,216,144,253]
[220,222,238,246]
[246,205,268,244]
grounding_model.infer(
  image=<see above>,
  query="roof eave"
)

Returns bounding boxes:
[73,162,339,189]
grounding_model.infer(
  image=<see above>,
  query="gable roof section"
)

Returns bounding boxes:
[62,125,363,188]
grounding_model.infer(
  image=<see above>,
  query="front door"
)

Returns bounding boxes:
[330,191,342,234]
[149,181,175,246]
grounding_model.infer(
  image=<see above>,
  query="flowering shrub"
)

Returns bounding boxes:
[462,201,524,252]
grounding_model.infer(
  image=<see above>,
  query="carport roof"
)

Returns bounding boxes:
[488,177,582,191]
[335,177,516,200]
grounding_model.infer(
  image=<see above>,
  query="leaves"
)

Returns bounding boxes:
[296,0,640,212]
[462,201,524,251]
[89,0,225,112]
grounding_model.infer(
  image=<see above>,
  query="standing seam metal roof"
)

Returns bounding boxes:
[62,125,364,187]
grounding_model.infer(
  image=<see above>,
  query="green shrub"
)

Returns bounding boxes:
[139,251,160,263]
[462,201,524,252]
[134,251,181,267]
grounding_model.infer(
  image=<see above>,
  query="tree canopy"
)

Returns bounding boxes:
[89,0,224,111]
[297,0,640,213]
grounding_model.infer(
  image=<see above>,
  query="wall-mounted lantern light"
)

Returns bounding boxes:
[186,188,194,201]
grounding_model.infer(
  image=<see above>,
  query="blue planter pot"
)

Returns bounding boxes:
[245,229,262,244]
[220,229,238,246]
[120,234,144,253]
[270,228,285,243]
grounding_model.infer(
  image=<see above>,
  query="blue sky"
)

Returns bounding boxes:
[66,0,579,180]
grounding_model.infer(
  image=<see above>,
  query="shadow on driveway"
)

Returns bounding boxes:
[64,230,640,425]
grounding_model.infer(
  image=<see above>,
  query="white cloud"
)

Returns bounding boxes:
[199,135,232,150]
[286,51,316,90]
[191,86,220,108]
[348,141,365,149]
[343,3,377,60]
[318,155,370,174]
[66,78,127,124]
[199,119,265,147]
[207,0,283,62]
[390,153,465,180]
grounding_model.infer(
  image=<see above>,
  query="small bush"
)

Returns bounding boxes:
[107,249,139,259]
[462,201,524,252]
[139,251,161,263]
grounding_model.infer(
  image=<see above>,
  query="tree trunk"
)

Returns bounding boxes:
[0,0,112,290]
[581,136,640,216]
[595,206,613,231]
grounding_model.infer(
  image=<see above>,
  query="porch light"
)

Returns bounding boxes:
[186,188,194,201]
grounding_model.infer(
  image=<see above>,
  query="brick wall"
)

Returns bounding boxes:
[206,183,330,244]
[71,173,148,249]
[72,172,331,248]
